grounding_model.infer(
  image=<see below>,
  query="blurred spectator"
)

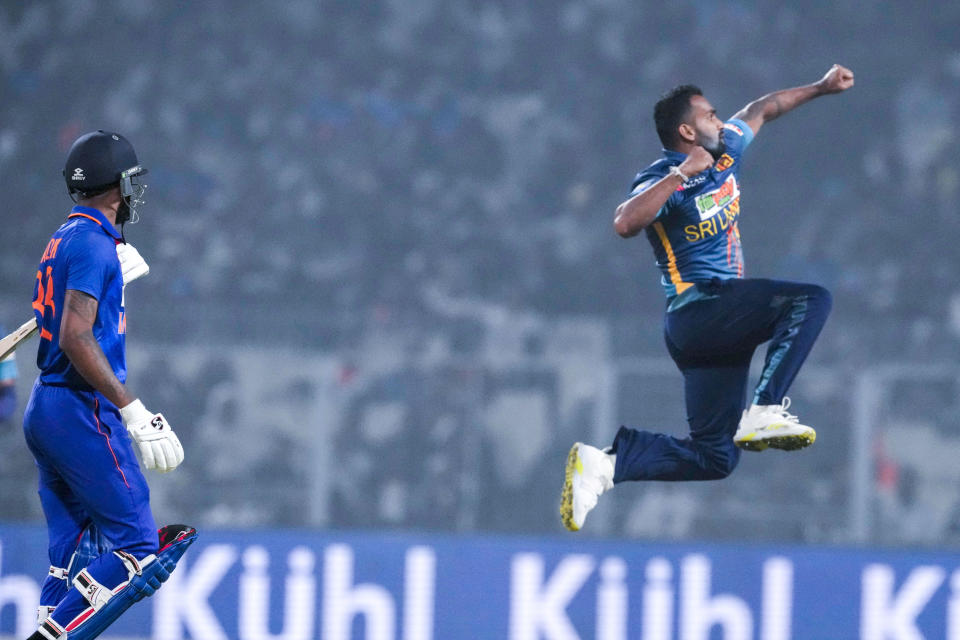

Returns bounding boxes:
[0,324,35,519]
[1,0,959,544]
[0,326,16,423]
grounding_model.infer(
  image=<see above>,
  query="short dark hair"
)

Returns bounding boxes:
[654,85,702,148]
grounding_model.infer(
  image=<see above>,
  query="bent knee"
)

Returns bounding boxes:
[806,285,832,313]
[694,440,740,480]
[115,532,160,560]
[704,455,739,480]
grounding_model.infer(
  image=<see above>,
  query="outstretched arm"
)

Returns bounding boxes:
[732,64,854,135]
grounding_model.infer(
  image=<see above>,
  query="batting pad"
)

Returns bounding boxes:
[65,524,197,640]
[68,522,113,584]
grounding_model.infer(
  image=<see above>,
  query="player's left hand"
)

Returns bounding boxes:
[117,242,150,287]
[121,399,185,473]
[818,64,854,94]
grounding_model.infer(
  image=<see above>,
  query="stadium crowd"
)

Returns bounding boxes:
[1,0,959,544]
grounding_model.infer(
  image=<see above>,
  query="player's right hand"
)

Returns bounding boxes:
[120,399,185,473]
[679,146,715,176]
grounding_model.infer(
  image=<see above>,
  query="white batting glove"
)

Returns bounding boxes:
[116,242,150,287]
[120,399,184,473]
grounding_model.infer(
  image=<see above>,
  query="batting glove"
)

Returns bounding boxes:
[120,399,185,473]
[116,242,150,287]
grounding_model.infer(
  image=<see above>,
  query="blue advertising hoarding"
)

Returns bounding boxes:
[1,524,959,639]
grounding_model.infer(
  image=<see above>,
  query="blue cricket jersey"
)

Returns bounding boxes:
[33,205,126,389]
[629,118,755,299]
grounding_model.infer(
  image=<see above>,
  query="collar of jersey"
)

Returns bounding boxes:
[662,148,687,163]
[68,206,122,241]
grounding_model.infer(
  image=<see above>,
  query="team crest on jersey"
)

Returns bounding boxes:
[714,153,735,171]
[694,174,740,220]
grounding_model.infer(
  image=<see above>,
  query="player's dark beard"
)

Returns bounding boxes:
[703,136,726,161]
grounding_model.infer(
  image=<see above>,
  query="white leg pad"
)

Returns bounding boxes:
[47,565,69,581]
[37,605,57,625]
[37,616,66,640]
[73,568,113,611]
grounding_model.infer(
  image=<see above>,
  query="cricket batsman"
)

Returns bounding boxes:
[22,130,195,639]
[561,64,855,532]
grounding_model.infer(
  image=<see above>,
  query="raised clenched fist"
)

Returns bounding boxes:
[679,146,715,177]
[818,64,854,94]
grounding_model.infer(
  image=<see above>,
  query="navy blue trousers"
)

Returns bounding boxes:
[612,278,832,482]
[23,381,158,632]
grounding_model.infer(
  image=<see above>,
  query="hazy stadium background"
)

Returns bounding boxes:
[0,1,959,638]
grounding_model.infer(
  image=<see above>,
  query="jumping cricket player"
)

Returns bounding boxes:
[562,64,855,532]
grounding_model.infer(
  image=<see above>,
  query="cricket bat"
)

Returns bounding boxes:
[0,317,39,362]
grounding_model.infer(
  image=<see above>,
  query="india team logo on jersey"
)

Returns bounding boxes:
[694,174,740,221]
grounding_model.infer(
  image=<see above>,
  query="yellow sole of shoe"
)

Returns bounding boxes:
[736,430,816,452]
[559,443,581,531]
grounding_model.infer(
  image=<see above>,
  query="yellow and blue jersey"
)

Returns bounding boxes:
[629,118,754,300]
[33,206,126,389]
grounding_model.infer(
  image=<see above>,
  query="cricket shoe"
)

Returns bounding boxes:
[733,397,816,452]
[560,442,614,532]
